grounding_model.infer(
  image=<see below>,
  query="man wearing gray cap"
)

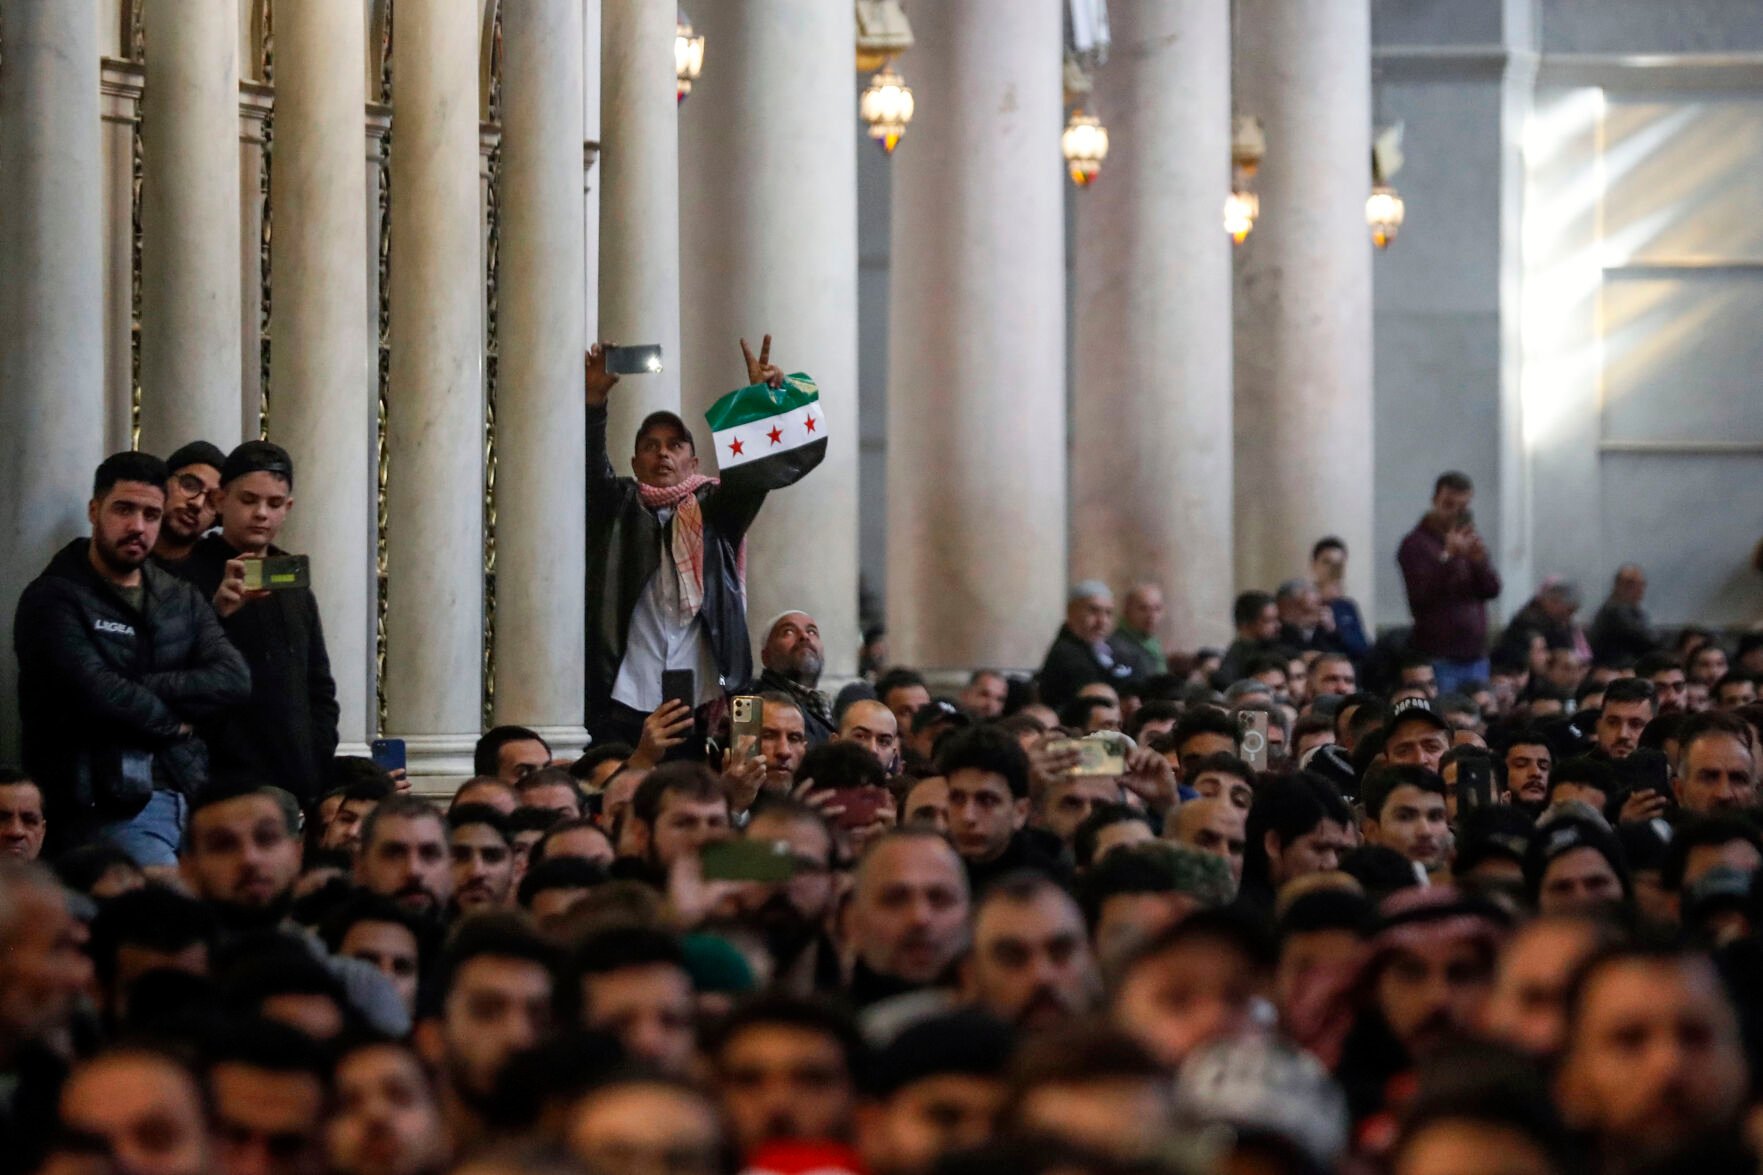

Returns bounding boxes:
[1038,580,1133,710]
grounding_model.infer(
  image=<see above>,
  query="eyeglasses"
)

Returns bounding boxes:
[172,473,214,497]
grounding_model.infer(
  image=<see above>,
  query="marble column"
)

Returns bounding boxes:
[140,0,244,452]
[886,0,1067,670]
[100,59,144,454]
[679,1,860,677]
[494,0,589,752]
[0,0,107,759]
[599,0,682,454]
[269,0,376,754]
[383,0,485,776]
[1233,0,1376,609]
[1072,0,1233,650]
[583,0,602,346]
[239,82,272,437]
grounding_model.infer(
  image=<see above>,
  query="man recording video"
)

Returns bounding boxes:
[584,337,817,750]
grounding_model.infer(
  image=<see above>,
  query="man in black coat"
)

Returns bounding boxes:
[14,452,251,862]
[583,338,799,747]
[1038,580,1135,711]
[166,441,339,805]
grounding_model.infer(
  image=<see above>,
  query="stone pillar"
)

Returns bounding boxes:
[0,0,107,759]
[678,1,860,677]
[583,0,602,345]
[1071,0,1234,650]
[139,0,244,452]
[239,82,272,438]
[100,60,144,455]
[269,0,376,754]
[1233,0,1376,609]
[383,0,485,776]
[494,0,589,752]
[885,0,1067,670]
[599,0,682,455]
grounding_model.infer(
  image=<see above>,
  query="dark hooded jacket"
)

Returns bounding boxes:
[14,540,250,830]
[167,534,339,804]
[585,403,767,717]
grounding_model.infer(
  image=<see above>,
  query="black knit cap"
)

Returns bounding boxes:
[220,439,295,488]
[165,440,226,475]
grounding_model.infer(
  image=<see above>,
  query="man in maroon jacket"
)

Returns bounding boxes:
[1397,471,1502,696]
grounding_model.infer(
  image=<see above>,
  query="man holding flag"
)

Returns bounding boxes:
[584,336,826,750]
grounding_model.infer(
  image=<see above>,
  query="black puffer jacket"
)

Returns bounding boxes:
[585,403,766,717]
[14,540,251,828]
[167,535,339,805]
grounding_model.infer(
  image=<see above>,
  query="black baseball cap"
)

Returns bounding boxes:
[220,439,295,488]
[1384,698,1450,740]
[635,410,695,450]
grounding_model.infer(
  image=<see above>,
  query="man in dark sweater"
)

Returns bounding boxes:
[1038,580,1134,710]
[1397,471,1502,696]
[168,441,339,805]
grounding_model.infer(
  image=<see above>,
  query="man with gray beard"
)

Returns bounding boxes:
[750,610,834,745]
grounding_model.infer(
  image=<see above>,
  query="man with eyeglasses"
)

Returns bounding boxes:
[153,440,226,568]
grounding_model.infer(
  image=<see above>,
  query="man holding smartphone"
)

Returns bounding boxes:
[583,336,800,749]
[168,441,339,804]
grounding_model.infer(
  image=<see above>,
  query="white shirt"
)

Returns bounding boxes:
[611,506,722,711]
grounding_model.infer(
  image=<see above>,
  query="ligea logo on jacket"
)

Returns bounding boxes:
[93,619,135,637]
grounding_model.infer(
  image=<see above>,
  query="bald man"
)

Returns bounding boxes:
[1169,798,1246,891]
[838,699,901,773]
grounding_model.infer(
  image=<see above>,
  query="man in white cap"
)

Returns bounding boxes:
[750,610,834,745]
[1038,581,1134,710]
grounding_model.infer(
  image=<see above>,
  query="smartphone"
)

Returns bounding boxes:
[661,670,696,713]
[701,838,797,883]
[242,553,311,592]
[824,786,888,831]
[370,737,406,775]
[1236,711,1269,772]
[1614,748,1672,805]
[1456,757,1494,812]
[604,343,664,375]
[1046,737,1126,777]
[730,695,763,763]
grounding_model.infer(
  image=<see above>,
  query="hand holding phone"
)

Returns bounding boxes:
[604,343,665,376]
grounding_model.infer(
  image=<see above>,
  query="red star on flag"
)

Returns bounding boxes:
[767,425,783,446]
[804,415,817,434]
[728,437,744,457]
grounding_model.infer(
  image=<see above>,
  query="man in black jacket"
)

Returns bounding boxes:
[583,338,791,747]
[167,441,339,805]
[13,452,250,863]
[1038,580,1135,711]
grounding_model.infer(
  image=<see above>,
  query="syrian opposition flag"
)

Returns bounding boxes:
[706,373,827,491]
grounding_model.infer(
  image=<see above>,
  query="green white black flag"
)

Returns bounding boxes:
[705,374,827,491]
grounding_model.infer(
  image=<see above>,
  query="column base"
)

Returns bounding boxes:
[526,724,590,763]
[390,732,479,788]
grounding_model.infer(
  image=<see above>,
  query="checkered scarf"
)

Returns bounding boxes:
[636,476,746,623]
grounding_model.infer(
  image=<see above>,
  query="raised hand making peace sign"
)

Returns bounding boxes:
[741,334,785,389]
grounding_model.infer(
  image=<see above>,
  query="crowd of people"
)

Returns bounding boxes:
[4,354,1763,1175]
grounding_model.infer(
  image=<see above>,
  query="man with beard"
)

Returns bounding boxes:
[844,830,971,1008]
[1524,818,1630,917]
[356,795,455,918]
[708,994,865,1159]
[737,797,842,993]
[152,440,225,567]
[415,915,560,1152]
[14,451,250,861]
[962,873,1100,1030]
[624,764,733,880]
[1039,581,1134,709]
[838,699,902,772]
[570,926,697,1075]
[1502,728,1553,811]
[1593,678,1657,761]
[327,1038,449,1175]
[446,804,515,913]
[181,783,409,1035]
[1556,944,1750,1173]
[1292,888,1509,1131]
[751,611,834,745]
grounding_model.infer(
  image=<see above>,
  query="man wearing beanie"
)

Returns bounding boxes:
[168,440,338,804]
[152,440,226,567]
